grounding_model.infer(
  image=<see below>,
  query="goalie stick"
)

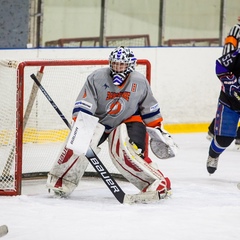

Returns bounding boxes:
[0,225,8,238]
[30,73,164,204]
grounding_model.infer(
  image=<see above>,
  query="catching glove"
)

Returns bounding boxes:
[146,126,178,159]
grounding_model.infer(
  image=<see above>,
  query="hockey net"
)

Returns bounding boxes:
[0,59,151,195]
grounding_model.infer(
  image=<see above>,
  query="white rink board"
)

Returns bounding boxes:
[0,47,222,124]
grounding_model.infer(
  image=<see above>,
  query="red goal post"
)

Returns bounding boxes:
[0,59,151,196]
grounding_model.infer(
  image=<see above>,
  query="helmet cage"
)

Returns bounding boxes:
[109,46,137,76]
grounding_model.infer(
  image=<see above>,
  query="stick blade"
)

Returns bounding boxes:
[123,190,171,204]
[0,225,8,237]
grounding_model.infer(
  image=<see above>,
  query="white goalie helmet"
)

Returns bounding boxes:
[109,46,137,85]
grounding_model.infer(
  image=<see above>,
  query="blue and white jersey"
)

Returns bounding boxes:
[216,48,240,111]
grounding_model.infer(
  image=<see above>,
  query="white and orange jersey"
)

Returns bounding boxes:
[73,68,163,133]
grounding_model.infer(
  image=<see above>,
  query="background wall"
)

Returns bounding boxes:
[0,0,30,48]
[1,1,239,48]
[0,46,222,127]
[42,0,240,46]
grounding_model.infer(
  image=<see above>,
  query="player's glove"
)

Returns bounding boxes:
[218,73,240,99]
[230,85,240,101]
[146,126,178,159]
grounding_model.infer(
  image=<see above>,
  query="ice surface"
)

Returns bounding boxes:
[0,133,240,240]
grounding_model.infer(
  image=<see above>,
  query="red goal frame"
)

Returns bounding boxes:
[0,59,151,196]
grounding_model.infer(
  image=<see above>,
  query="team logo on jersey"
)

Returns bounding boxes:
[103,83,109,89]
[106,91,131,101]
[150,103,159,112]
[82,89,87,98]
[106,98,125,116]
[77,100,92,110]
[131,83,137,92]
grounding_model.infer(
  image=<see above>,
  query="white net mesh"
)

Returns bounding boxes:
[0,59,150,195]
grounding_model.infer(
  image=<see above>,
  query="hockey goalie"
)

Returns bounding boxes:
[46,46,178,200]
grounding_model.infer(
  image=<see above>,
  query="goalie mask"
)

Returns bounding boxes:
[109,46,137,85]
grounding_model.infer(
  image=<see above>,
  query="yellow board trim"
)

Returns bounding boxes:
[0,123,210,145]
[164,122,210,134]
[22,129,69,144]
[2,122,239,144]
[22,123,209,144]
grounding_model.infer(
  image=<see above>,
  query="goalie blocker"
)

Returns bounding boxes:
[47,111,173,199]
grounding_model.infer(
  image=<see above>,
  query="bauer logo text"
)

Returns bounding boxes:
[89,157,120,193]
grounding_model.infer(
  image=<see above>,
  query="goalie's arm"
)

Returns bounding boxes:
[72,74,98,119]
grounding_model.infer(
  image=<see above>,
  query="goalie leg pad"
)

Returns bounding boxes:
[48,113,105,196]
[46,145,89,196]
[108,123,171,194]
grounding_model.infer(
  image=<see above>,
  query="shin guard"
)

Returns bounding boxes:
[46,145,89,196]
[108,123,170,194]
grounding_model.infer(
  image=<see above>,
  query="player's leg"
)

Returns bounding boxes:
[207,118,215,141]
[47,113,105,197]
[108,122,171,198]
[126,121,147,154]
[46,143,89,197]
[207,103,237,174]
[234,126,240,145]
